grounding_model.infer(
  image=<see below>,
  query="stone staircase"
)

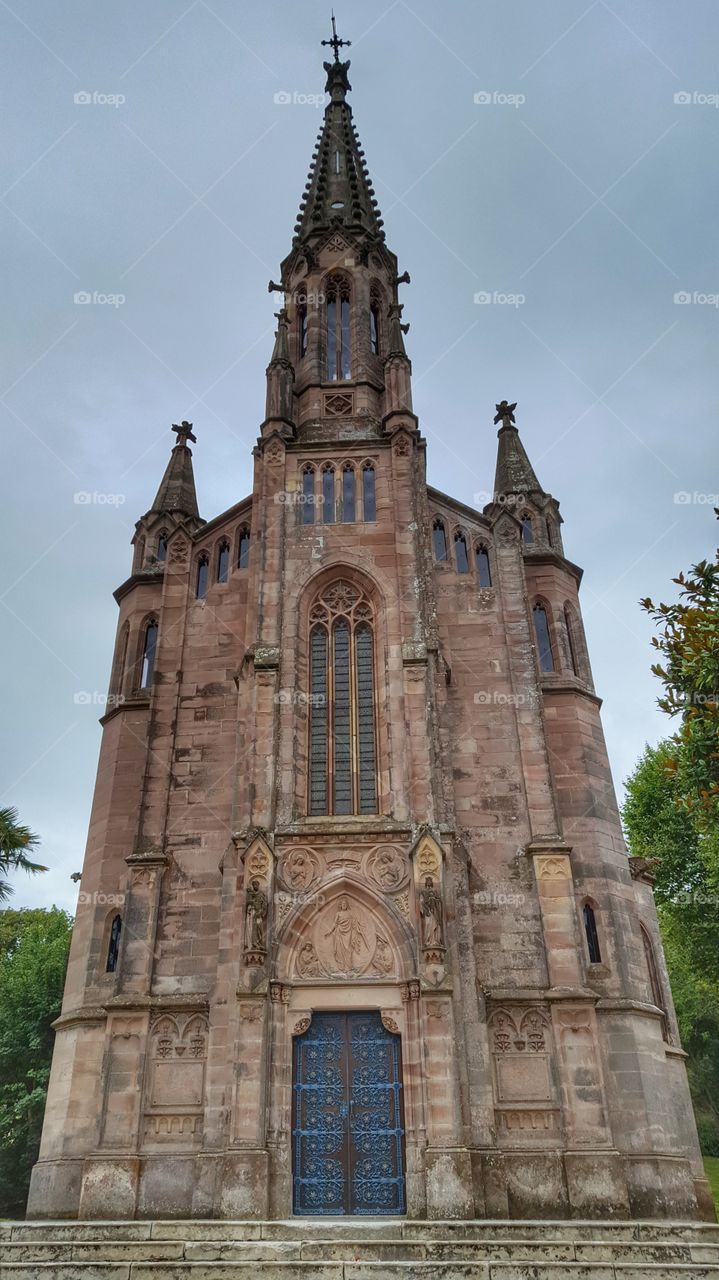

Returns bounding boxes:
[2,1218,719,1279]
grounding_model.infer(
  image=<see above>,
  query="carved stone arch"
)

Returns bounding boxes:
[274,873,416,984]
[487,1006,519,1053]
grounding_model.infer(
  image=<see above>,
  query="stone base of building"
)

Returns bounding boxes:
[27,1148,715,1222]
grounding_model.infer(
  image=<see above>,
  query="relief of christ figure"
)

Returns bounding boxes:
[325,896,369,974]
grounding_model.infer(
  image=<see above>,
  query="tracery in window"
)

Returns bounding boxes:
[341,464,356,522]
[321,466,336,524]
[308,581,378,816]
[362,463,376,522]
[454,531,469,574]
[326,275,351,381]
[521,513,534,544]
[476,544,492,588]
[216,540,230,584]
[432,518,448,561]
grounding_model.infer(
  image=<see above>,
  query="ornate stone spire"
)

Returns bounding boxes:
[147,421,200,519]
[492,402,544,498]
[291,20,385,247]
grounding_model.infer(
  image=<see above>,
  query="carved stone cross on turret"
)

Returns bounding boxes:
[321,11,351,62]
[172,420,196,446]
[493,400,517,430]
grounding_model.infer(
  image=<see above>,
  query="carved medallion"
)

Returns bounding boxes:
[366,845,407,892]
[535,855,571,881]
[282,847,320,892]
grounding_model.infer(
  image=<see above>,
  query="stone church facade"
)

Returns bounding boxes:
[29,44,712,1223]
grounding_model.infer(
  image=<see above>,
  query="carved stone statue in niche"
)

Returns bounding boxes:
[325,896,369,975]
[419,876,444,951]
[245,878,268,953]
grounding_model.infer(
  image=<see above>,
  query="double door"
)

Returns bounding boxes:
[292,1010,405,1215]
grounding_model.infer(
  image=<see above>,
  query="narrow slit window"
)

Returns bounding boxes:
[476,544,492,588]
[362,464,376,521]
[333,619,352,815]
[217,541,230,583]
[532,604,554,673]
[298,297,308,359]
[156,531,167,563]
[565,605,580,676]
[433,519,448,562]
[322,467,335,523]
[521,514,534,544]
[309,626,329,816]
[355,623,377,814]
[196,556,209,599]
[140,620,158,688]
[369,288,381,356]
[454,532,469,574]
[106,914,122,973]
[302,467,315,525]
[237,529,250,569]
[341,465,356,522]
[583,903,602,963]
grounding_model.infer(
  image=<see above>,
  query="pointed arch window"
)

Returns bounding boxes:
[237,528,250,569]
[564,604,580,677]
[362,463,376,522]
[476,544,492,588]
[156,530,168,563]
[369,286,382,356]
[583,903,602,964]
[454,531,470,574]
[341,464,356,522]
[308,581,378,816]
[641,925,669,1041]
[140,619,158,689]
[302,466,315,525]
[326,276,351,381]
[521,513,534,544]
[106,914,122,973]
[134,536,145,573]
[196,554,209,600]
[216,540,230,584]
[321,466,336,523]
[532,603,554,673]
[432,518,448,562]
[298,292,308,360]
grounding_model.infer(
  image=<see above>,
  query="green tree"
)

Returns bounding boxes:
[0,808,47,902]
[0,908,73,1215]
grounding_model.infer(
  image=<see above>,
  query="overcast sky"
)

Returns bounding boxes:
[2,1,717,913]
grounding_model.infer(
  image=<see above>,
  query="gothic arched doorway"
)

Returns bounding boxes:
[292,1009,406,1215]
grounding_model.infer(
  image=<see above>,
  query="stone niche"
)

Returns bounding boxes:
[142,1011,208,1148]
[488,1005,560,1146]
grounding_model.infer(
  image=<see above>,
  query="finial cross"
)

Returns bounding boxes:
[321,11,351,62]
[172,420,196,446]
[494,400,517,429]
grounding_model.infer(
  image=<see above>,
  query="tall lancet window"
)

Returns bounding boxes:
[369,285,382,355]
[532,603,554,673]
[326,275,351,380]
[140,619,158,689]
[298,290,308,359]
[308,581,378,816]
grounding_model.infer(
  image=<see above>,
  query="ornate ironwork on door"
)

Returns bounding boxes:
[292,1010,405,1215]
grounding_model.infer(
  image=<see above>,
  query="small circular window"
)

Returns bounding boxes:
[330,200,345,209]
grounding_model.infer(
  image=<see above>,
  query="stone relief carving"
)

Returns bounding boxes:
[419,876,444,952]
[296,940,324,978]
[144,1013,208,1144]
[238,1003,263,1022]
[365,845,408,892]
[168,537,188,565]
[282,847,321,892]
[324,896,372,975]
[535,855,571,881]
[244,878,268,958]
[381,1012,399,1034]
[293,1016,312,1035]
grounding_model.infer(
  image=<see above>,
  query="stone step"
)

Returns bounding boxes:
[6,1222,719,1244]
[2,1261,719,1280]
[2,1239,719,1264]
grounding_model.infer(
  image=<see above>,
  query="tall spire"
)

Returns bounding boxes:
[147,421,200,520]
[291,18,385,247]
[492,401,543,498]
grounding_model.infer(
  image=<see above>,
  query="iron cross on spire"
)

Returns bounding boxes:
[321,11,351,62]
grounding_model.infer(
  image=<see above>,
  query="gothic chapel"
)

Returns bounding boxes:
[29,31,712,1223]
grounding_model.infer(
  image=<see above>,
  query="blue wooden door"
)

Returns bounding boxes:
[292,1010,406,1215]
